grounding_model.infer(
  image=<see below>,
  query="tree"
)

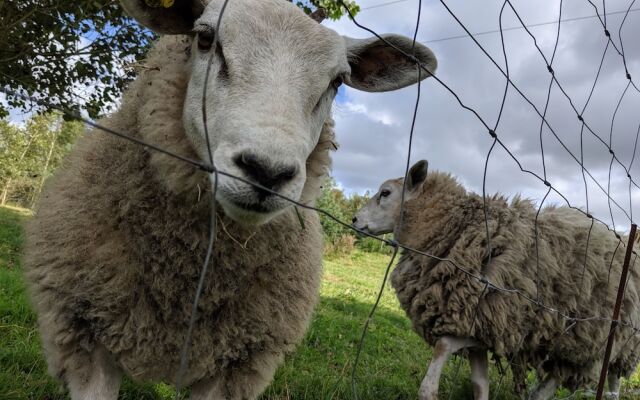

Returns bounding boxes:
[315,178,392,254]
[0,120,23,203]
[0,0,155,118]
[316,177,350,243]
[0,0,359,119]
[293,0,360,20]
[0,113,83,207]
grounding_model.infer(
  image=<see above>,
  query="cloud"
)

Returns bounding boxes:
[325,0,640,231]
[339,100,401,126]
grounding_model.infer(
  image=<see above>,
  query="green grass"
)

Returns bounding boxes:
[1,205,639,399]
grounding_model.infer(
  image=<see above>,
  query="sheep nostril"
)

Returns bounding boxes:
[352,217,358,224]
[234,152,298,190]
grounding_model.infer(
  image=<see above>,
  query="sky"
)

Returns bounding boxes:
[5,0,640,233]
[324,0,640,233]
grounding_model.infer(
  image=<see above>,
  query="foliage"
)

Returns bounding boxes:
[324,233,356,256]
[0,113,84,208]
[0,0,358,119]
[0,0,156,118]
[356,234,394,254]
[317,177,392,255]
[317,177,362,254]
[293,0,360,20]
[316,177,352,244]
[0,121,21,184]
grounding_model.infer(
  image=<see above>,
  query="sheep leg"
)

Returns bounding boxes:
[65,344,122,400]
[469,348,489,400]
[190,352,282,400]
[527,376,557,400]
[607,374,620,399]
[190,378,226,400]
[419,336,478,400]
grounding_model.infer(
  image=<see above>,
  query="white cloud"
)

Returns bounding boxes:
[339,100,401,126]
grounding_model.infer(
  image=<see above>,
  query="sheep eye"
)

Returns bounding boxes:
[330,76,344,91]
[198,31,215,52]
[380,189,391,198]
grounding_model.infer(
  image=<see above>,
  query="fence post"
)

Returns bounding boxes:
[595,223,637,400]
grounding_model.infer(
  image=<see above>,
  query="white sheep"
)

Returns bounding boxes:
[352,160,640,400]
[23,0,438,398]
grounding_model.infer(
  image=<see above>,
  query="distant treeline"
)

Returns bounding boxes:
[317,178,392,255]
[0,114,83,209]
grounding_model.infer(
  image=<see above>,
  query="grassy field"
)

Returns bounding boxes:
[1,205,638,399]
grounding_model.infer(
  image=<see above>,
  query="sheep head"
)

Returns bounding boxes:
[121,0,438,226]
[352,160,428,235]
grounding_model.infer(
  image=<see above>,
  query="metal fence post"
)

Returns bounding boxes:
[595,223,637,400]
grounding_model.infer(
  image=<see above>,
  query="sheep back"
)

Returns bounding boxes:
[391,173,538,357]
[390,171,640,389]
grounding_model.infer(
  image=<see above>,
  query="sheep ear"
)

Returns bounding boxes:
[406,160,428,192]
[343,35,437,92]
[120,0,205,35]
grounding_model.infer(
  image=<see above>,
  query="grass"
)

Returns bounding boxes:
[1,205,639,399]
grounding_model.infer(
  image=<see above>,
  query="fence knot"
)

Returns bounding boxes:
[577,115,584,122]
[604,29,611,37]
[586,213,593,219]
[408,55,421,65]
[480,276,489,285]
[488,129,497,138]
[388,240,399,248]
[546,65,554,74]
[543,180,551,187]
[628,173,632,178]
[609,148,614,155]
[627,72,632,80]
[201,163,216,173]
[615,233,622,240]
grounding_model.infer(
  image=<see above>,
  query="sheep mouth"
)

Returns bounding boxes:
[218,190,281,215]
[361,229,377,236]
[353,225,372,235]
[230,200,272,213]
[216,194,290,226]
[354,225,390,236]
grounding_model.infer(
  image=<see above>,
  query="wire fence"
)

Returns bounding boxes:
[3,0,640,399]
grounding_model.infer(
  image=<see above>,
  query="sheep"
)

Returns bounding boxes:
[352,159,640,400]
[22,0,439,398]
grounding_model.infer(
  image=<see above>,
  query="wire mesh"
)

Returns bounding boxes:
[3,0,640,398]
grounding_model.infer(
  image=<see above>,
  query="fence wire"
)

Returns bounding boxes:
[4,0,640,398]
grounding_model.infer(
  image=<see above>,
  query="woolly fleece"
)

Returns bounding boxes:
[390,171,640,392]
[24,36,334,396]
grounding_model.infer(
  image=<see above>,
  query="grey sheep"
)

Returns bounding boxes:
[353,159,640,400]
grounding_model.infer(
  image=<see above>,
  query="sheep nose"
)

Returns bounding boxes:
[352,216,358,224]
[234,152,298,190]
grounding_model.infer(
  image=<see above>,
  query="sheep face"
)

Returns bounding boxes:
[352,160,429,235]
[353,178,404,235]
[121,0,438,226]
